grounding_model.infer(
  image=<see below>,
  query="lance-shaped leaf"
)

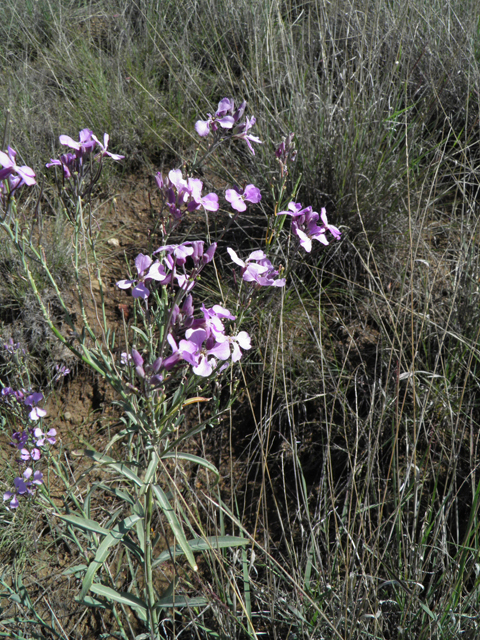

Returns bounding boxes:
[153,536,249,568]
[152,485,197,571]
[155,595,208,609]
[143,451,159,485]
[159,452,219,483]
[89,584,147,621]
[62,564,88,577]
[80,449,143,487]
[56,513,109,536]
[79,514,142,601]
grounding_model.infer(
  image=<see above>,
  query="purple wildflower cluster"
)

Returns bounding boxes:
[117,240,217,299]
[117,241,251,379]
[2,388,47,421]
[46,128,124,179]
[154,170,219,234]
[3,468,44,510]
[155,168,262,226]
[278,202,341,253]
[124,299,251,381]
[3,338,25,356]
[45,128,124,210]
[165,302,250,377]
[195,98,262,155]
[227,248,285,288]
[1,389,55,509]
[116,97,341,390]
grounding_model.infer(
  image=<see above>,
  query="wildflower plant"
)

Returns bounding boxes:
[0,101,340,638]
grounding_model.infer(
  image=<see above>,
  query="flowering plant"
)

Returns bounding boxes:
[0,101,341,638]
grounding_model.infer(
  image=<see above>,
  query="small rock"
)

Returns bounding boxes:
[64,411,72,421]
[107,238,120,247]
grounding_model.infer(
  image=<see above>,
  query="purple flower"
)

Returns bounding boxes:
[186,178,219,212]
[195,98,235,137]
[34,427,57,446]
[155,241,216,267]
[53,364,70,382]
[227,248,285,287]
[0,146,36,187]
[46,153,77,178]
[155,172,164,190]
[116,253,171,299]
[128,349,164,388]
[157,171,219,220]
[4,339,23,354]
[10,431,41,462]
[10,431,29,450]
[165,329,226,378]
[92,133,125,161]
[3,468,43,509]
[151,242,217,292]
[167,169,189,201]
[131,349,146,378]
[164,300,247,377]
[214,331,251,362]
[275,133,297,175]
[169,294,196,335]
[233,100,247,123]
[275,133,297,162]
[278,202,341,252]
[318,208,341,240]
[232,116,262,155]
[225,184,262,212]
[20,446,41,462]
[24,392,47,421]
[156,243,194,266]
[183,329,231,377]
[59,128,96,158]
[120,352,133,365]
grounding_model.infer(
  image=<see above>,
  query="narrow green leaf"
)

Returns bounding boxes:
[152,536,248,568]
[136,517,145,555]
[80,450,143,487]
[8,594,22,605]
[160,452,219,481]
[144,451,159,485]
[155,596,208,609]
[80,595,109,609]
[123,537,144,563]
[152,485,197,571]
[131,326,149,341]
[62,564,88,577]
[241,543,252,619]
[89,584,148,615]
[98,484,135,507]
[80,514,141,601]
[105,426,135,452]
[56,513,109,536]
[419,601,438,622]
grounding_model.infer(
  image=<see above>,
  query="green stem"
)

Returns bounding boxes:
[145,481,159,638]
